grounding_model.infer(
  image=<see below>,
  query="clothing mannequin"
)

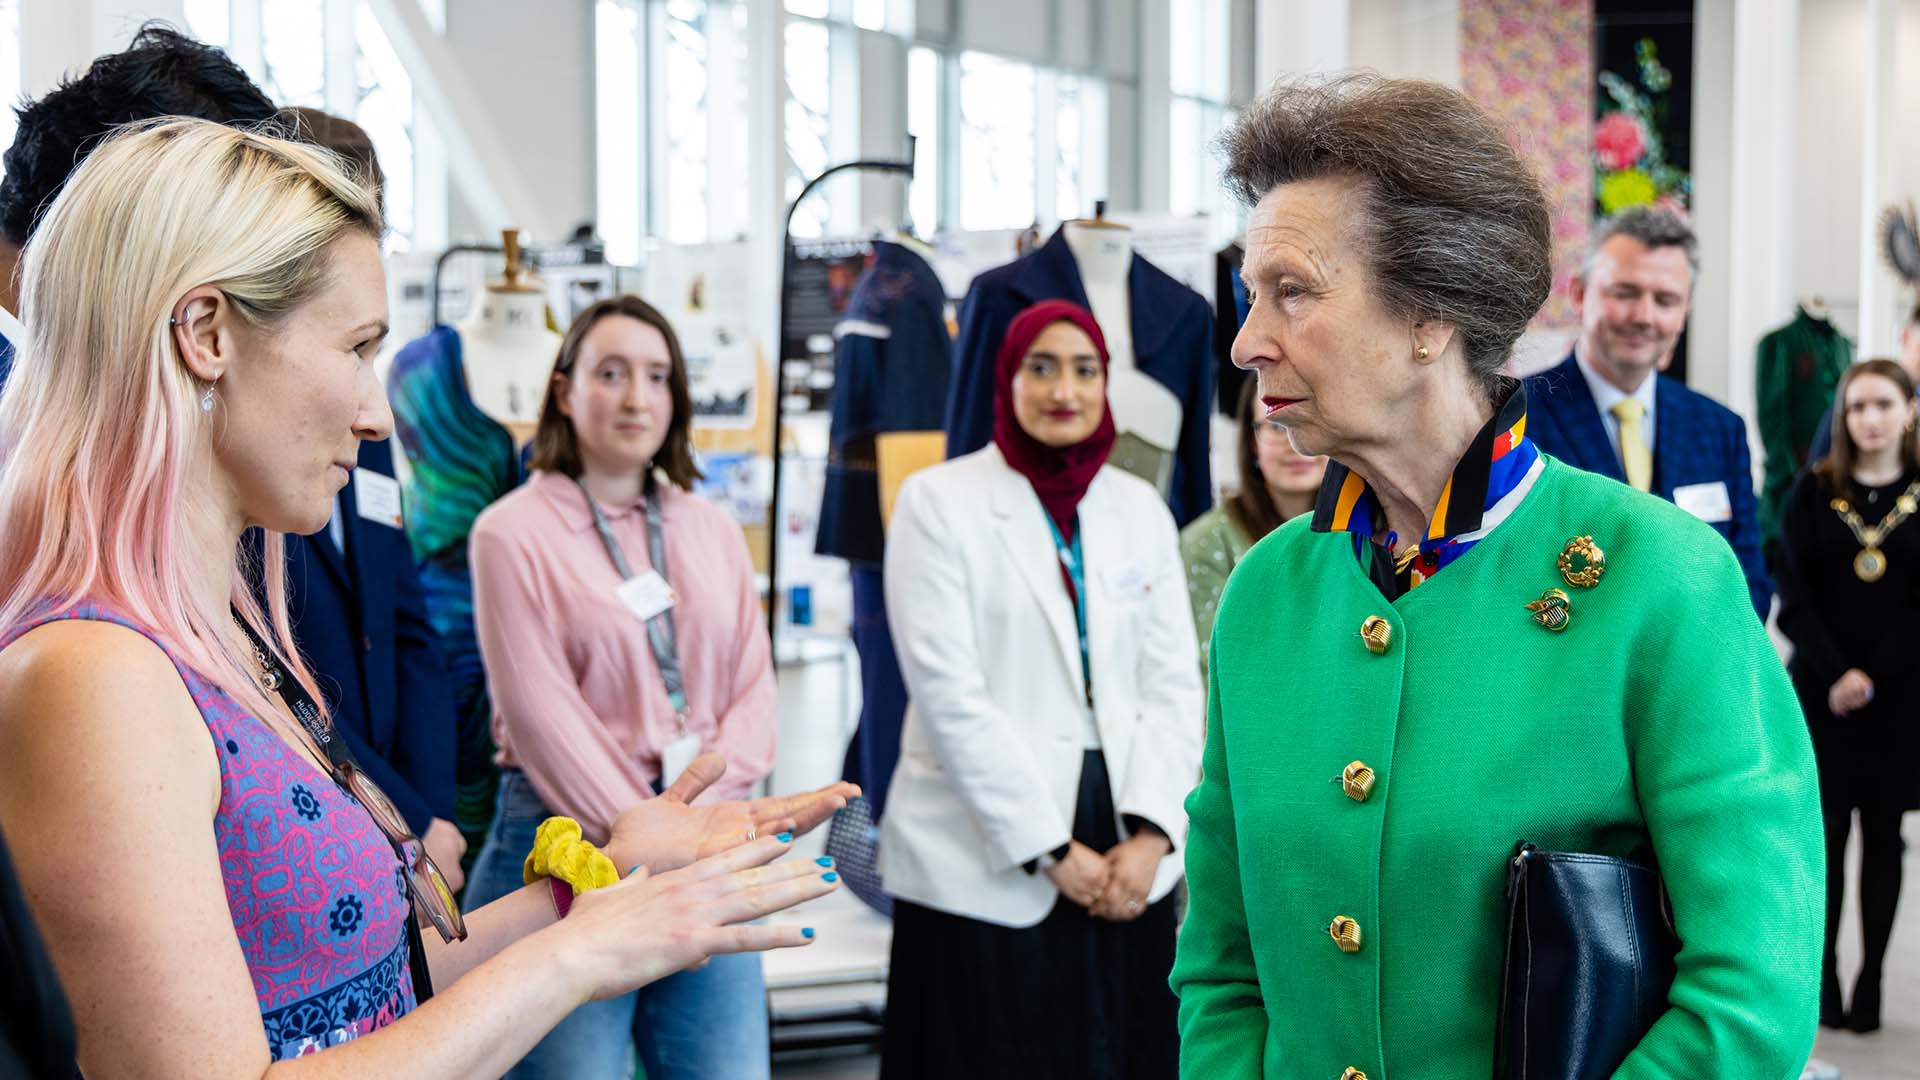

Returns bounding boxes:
[945,221,1215,526]
[1062,218,1134,371]
[459,229,561,437]
[384,229,558,852]
[1062,217,1181,495]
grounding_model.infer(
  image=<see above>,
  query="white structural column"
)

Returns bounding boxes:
[363,0,552,240]
[1721,0,1799,438]
[746,0,787,384]
[1254,0,1351,89]
[1136,0,1171,213]
[1857,0,1899,355]
[1689,0,1736,406]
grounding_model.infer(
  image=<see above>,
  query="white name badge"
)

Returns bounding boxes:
[660,731,701,789]
[355,470,405,529]
[1673,480,1733,523]
[1102,563,1152,600]
[616,570,679,622]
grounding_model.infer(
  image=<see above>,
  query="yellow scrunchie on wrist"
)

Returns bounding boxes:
[522,816,621,892]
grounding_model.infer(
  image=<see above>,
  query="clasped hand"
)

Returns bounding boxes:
[1045,832,1172,923]
[604,752,859,875]
[1829,668,1875,717]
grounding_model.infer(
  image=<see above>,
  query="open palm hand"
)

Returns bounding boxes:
[606,752,859,874]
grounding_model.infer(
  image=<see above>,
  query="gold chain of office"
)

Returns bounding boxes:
[1831,479,1920,582]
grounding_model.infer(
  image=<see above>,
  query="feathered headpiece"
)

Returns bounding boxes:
[1879,201,1920,288]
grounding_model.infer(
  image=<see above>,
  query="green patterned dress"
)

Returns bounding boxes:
[1179,504,1255,680]
[387,326,527,855]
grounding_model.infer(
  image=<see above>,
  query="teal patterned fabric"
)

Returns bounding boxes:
[386,326,527,858]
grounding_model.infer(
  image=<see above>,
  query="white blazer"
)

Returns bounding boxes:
[878,445,1204,928]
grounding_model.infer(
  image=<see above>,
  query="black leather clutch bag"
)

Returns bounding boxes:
[1493,842,1679,1080]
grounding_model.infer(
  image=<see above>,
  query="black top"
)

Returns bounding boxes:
[1776,467,1920,807]
[0,827,79,1079]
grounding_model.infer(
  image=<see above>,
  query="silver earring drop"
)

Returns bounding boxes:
[200,384,216,413]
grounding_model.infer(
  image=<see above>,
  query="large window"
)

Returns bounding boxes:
[599,0,750,257]
[659,0,711,245]
[354,3,416,249]
[183,0,229,48]
[260,0,325,108]
[958,51,1036,231]
[906,46,941,235]
[1168,0,1238,242]
[186,0,444,254]
[783,17,834,237]
[596,0,644,265]
[1052,74,1107,223]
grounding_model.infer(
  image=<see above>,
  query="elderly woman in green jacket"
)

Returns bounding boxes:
[1170,75,1824,1079]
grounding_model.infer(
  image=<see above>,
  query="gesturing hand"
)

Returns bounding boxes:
[1089,832,1170,922]
[559,834,840,1002]
[606,752,859,875]
[1044,841,1112,910]
[1829,668,1875,717]
[421,817,468,894]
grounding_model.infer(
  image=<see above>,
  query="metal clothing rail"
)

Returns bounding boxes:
[767,153,915,645]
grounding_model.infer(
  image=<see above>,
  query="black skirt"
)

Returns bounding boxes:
[880,750,1180,1080]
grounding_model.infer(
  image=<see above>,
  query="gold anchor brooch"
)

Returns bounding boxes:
[1525,588,1572,632]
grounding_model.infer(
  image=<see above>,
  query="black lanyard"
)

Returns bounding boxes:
[573,477,689,723]
[230,612,436,1002]
[232,614,349,774]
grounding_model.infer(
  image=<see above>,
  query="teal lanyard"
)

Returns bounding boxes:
[1044,515,1093,707]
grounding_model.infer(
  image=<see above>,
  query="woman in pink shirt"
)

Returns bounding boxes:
[463,295,781,1080]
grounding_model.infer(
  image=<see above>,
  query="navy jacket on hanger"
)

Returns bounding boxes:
[816,240,951,567]
[256,438,458,834]
[944,226,1215,527]
[1525,352,1774,619]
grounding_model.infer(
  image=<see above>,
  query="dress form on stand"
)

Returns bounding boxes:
[1063,215,1134,371]
[1063,213,1181,495]
[459,228,561,443]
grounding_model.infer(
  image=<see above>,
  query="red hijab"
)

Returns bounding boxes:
[991,300,1117,542]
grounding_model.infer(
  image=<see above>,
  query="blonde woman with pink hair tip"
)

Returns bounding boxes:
[0,118,851,1078]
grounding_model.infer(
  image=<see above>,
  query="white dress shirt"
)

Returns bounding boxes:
[1575,349,1658,468]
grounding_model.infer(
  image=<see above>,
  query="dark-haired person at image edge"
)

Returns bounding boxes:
[1169,75,1823,1079]
[1776,359,1920,1036]
[0,118,853,1077]
[0,23,282,378]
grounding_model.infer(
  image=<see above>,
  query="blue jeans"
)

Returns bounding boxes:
[465,770,771,1080]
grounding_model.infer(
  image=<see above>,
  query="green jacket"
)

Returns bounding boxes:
[1172,457,1823,1079]
[1757,310,1852,550]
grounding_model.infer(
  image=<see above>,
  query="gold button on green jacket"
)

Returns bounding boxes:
[1171,458,1824,1079]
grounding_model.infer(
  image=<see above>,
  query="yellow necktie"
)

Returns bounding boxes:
[1610,399,1652,492]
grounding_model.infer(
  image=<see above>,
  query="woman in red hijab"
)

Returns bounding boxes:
[877,300,1203,1078]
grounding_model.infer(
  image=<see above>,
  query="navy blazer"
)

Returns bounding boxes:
[269,439,458,833]
[1524,353,1774,618]
[944,227,1215,527]
[817,240,951,566]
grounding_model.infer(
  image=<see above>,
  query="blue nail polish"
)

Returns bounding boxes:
[822,871,838,883]
[802,927,815,939]
[776,832,793,843]
[628,864,643,877]
[815,857,834,867]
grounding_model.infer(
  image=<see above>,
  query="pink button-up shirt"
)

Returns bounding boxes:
[469,470,776,835]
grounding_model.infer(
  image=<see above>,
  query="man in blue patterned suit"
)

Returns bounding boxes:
[1525,208,1773,619]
